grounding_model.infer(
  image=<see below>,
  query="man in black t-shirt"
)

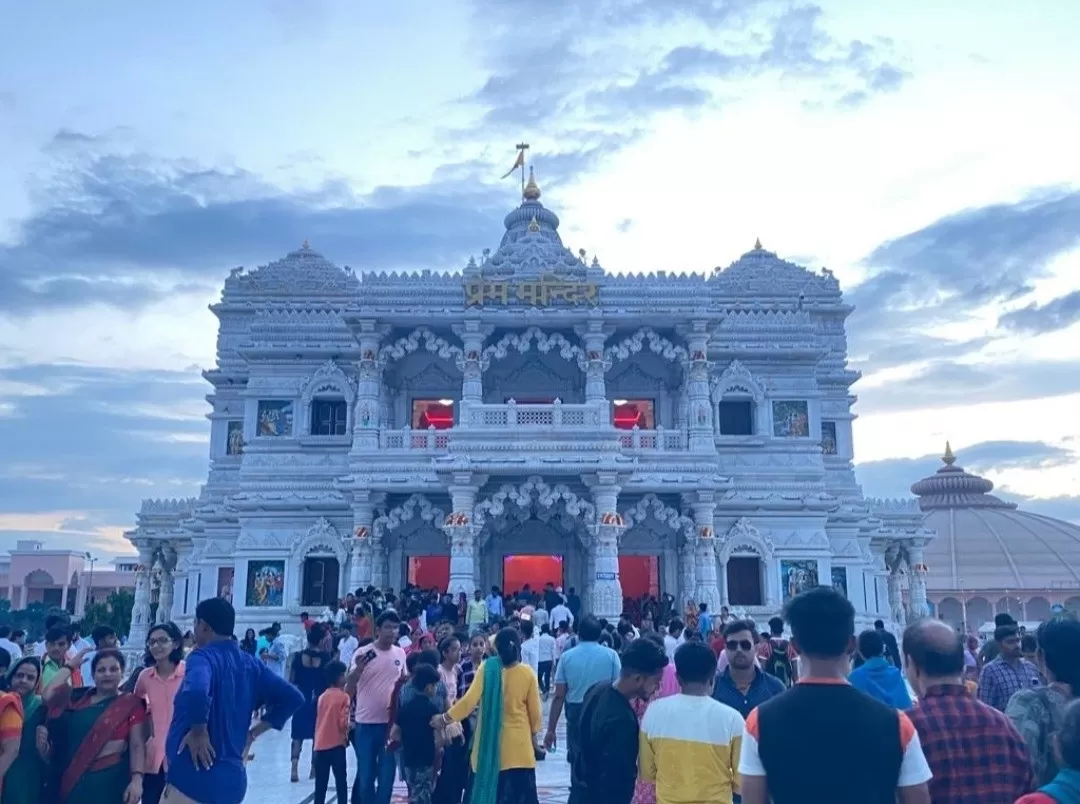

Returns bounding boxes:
[738,587,933,804]
[399,664,440,804]
[570,637,669,804]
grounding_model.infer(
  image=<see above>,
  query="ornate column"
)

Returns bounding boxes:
[686,491,721,611]
[454,320,493,412]
[351,321,386,453]
[679,321,715,453]
[348,492,379,592]
[907,540,930,620]
[575,317,613,423]
[885,544,906,629]
[129,540,155,645]
[584,473,625,620]
[678,539,696,607]
[172,542,192,617]
[446,474,485,595]
[156,544,177,624]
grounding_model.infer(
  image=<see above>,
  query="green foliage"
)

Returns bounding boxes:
[0,589,135,642]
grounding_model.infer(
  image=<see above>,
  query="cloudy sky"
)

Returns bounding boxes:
[1,0,1078,557]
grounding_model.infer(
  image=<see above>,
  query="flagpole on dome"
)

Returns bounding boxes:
[500,142,530,199]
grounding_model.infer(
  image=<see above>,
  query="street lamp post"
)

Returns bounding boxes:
[958,578,968,635]
[86,553,98,607]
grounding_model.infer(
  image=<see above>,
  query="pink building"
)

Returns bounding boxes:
[0,541,137,616]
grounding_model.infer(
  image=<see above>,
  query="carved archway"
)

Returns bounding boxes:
[474,476,595,547]
[300,360,357,435]
[604,327,688,370]
[292,518,347,564]
[481,327,585,370]
[379,327,463,365]
[374,494,447,542]
[620,493,693,544]
[717,517,775,562]
[710,360,765,404]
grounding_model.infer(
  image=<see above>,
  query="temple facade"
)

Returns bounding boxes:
[125,168,933,641]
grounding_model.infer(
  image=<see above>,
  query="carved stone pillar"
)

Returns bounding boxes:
[454,321,493,411]
[370,537,389,591]
[155,544,177,624]
[349,492,378,592]
[679,321,715,453]
[446,477,483,596]
[885,543,906,629]
[585,474,625,620]
[575,318,613,423]
[907,540,930,620]
[678,540,696,608]
[686,492,721,612]
[129,541,155,646]
[172,543,192,618]
[352,321,386,453]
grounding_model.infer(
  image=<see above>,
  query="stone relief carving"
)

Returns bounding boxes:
[301,360,357,406]
[620,494,694,542]
[292,518,347,563]
[718,517,775,560]
[380,327,463,364]
[710,359,766,403]
[474,476,596,544]
[605,327,688,368]
[373,494,447,542]
[482,327,585,367]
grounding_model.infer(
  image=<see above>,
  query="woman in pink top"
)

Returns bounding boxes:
[134,622,186,804]
[631,638,680,804]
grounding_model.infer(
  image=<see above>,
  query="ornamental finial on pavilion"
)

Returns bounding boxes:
[523,167,541,201]
[302,239,311,250]
[943,441,955,466]
[754,237,763,250]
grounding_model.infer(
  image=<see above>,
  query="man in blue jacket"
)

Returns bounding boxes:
[848,628,913,710]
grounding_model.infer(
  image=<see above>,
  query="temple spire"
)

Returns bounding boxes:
[754,237,763,250]
[943,441,955,466]
[523,167,541,201]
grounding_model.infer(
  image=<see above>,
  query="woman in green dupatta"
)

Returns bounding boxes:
[436,627,543,804]
[4,657,46,804]
[41,648,148,804]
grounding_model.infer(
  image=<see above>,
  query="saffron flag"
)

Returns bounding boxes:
[501,149,525,179]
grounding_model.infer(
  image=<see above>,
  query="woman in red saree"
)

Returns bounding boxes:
[40,648,148,804]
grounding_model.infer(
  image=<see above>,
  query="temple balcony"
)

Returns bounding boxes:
[374,400,688,454]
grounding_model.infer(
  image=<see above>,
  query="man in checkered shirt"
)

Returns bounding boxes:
[979,623,1044,711]
[905,618,1034,803]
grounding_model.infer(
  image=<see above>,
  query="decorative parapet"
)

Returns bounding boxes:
[866,497,922,514]
[139,498,199,515]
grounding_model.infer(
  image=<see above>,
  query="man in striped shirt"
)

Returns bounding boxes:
[640,641,745,804]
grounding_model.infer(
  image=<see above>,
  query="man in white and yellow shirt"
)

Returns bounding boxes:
[640,641,745,804]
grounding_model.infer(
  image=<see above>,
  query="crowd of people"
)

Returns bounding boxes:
[0,580,1076,804]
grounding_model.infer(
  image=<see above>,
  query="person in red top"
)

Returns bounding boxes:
[1016,698,1080,804]
[313,661,351,804]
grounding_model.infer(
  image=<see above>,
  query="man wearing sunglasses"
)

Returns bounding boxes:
[712,620,786,720]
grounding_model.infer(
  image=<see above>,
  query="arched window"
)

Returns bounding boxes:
[299,361,356,436]
[711,360,765,437]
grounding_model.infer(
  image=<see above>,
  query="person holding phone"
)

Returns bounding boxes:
[346,611,406,804]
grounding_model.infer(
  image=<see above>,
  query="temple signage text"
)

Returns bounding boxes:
[464,274,599,307]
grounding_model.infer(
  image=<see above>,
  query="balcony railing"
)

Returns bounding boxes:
[462,400,602,428]
[380,427,451,451]
[617,426,686,451]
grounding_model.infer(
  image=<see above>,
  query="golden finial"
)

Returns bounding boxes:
[754,237,763,250]
[943,441,956,466]
[523,167,541,201]
[527,216,540,233]
[302,239,311,250]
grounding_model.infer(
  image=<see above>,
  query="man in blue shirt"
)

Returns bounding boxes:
[486,585,505,623]
[848,628,913,710]
[543,616,621,762]
[166,597,304,804]
[712,620,786,719]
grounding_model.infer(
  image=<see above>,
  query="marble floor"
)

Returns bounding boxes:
[243,700,571,804]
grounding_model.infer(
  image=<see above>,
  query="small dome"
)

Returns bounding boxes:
[232,240,356,294]
[913,444,1080,590]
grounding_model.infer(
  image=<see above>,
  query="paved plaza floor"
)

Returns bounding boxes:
[243,699,571,804]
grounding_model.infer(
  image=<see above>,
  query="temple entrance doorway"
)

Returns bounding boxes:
[503,555,563,594]
[408,556,450,590]
[619,555,660,599]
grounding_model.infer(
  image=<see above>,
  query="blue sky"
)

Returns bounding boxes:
[1,0,1079,557]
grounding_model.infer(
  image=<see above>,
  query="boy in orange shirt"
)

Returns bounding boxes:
[313,660,351,804]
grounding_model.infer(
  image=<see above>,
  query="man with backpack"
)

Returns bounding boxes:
[762,616,796,687]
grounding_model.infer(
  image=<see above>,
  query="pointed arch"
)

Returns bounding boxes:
[379,327,463,364]
[620,493,694,543]
[710,360,765,404]
[604,327,688,370]
[373,494,447,541]
[291,517,347,563]
[474,476,595,530]
[481,327,585,369]
[717,517,775,562]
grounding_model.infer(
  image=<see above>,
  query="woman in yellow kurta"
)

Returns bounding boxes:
[435,627,542,804]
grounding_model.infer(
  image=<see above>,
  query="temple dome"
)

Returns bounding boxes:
[712,239,840,296]
[912,444,1080,591]
[230,240,357,295]
[475,168,590,281]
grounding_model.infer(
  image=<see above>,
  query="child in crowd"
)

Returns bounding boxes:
[312,661,350,804]
[398,663,441,804]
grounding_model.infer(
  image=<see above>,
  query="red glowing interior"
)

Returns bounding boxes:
[412,401,455,430]
[408,556,450,589]
[613,400,655,430]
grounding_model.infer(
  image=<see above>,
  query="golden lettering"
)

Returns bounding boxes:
[463,277,598,306]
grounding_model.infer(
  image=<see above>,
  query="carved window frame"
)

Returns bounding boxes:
[299,367,356,437]
[711,363,766,437]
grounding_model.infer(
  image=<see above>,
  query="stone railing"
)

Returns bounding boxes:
[380,427,452,451]
[461,400,603,428]
[616,426,687,451]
